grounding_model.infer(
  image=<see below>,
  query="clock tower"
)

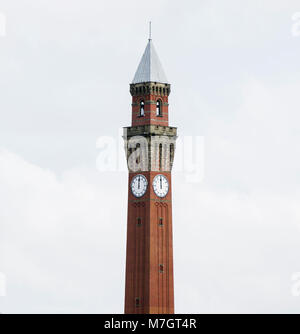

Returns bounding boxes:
[123,37,177,314]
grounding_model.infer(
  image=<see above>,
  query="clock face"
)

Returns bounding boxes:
[131,174,148,198]
[153,174,169,198]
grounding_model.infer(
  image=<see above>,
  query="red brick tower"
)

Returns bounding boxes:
[123,37,177,314]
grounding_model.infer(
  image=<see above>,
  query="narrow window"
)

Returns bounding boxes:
[140,100,145,117]
[159,217,163,226]
[135,143,140,164]
[135,298,140,307]
[170,143,174,169]
[137,217,142,226]
[159,264,164,273]
[156,100,162,116]
[159,143,162,171]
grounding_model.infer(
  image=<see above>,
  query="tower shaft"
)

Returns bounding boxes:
[125,172,174,314]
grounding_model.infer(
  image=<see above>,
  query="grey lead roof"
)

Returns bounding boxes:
[132,39,168,84]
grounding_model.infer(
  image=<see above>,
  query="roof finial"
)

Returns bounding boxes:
[149,21,152,41]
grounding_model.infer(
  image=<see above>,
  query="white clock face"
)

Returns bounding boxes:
[153,174,169,198]
[131,174,148,198]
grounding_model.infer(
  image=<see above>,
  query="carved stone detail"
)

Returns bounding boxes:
[123,125,177,172]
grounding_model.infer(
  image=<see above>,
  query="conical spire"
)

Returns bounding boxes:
[132,40,168,84]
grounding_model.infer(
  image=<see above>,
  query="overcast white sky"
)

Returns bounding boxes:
[1,0,300,313]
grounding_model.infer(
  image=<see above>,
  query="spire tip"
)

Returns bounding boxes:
[149,21,152,41]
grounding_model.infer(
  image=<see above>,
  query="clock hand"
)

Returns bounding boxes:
[138,176,140,189]
[160,176,162,189]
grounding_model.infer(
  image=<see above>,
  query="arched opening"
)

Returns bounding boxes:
[156,100,162,116]
[140,100,145,117]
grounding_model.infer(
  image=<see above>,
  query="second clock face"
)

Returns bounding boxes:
[131,174,148,198]
[153,174,169,198]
